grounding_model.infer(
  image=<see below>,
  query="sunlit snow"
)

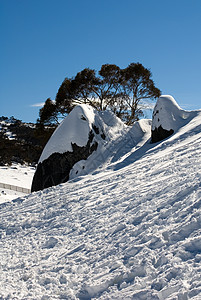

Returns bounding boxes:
[0,164,35,203]
[1,96,201,299]
[152,95,191,131]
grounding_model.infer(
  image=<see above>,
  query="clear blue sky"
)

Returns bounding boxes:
[1,0,201,122]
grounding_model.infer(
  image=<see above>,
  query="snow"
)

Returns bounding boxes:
[0,120,17,140]
[70,118,151,180]
[152,95,194,132]
[39,105,94,162]
[0,164,35,203]
[0,163,35,188]
[1,100,201,299]
[39,104,126,163]
[0,189,24,204]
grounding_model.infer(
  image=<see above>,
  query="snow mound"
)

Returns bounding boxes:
[39,105,96,163]
[151,95,192,142]
[130,118,152,137]
[39,105,126,164]
[152,95,190,132]
[32,105,128,191]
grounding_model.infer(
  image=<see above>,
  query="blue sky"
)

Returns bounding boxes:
[1,0,201,122]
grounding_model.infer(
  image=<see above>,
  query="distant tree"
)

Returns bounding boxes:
[121,63,161,124]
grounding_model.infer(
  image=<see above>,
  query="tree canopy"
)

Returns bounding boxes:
[38,62,161,125]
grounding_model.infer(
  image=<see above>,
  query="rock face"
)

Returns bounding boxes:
[31,104,126,192]
[151,95,190,143]
[151,125,174,143]
[31,131,98,192]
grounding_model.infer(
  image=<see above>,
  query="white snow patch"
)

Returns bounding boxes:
[39,105,96,163]
[0,164,34,203]
[0,163,35,188]
[69,117,150,180]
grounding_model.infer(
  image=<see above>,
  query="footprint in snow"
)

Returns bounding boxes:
[43,237,58,249]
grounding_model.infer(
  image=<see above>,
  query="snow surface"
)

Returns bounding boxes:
[0,164,35,188]
[152,95,193,132]
[70,118,151,180]
[0,164,35,203]
[1,102,201,299]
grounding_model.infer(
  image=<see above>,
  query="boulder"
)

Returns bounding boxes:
[31,131,98,192]
[151,95,190,143]
[31,104,126,192]
[151,125,174,143]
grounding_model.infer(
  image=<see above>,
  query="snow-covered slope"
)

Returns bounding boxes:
[1,103,201,299]
[70,117,151,180]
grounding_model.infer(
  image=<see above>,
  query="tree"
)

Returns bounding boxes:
[72,68,99,107]
[97,64,131,119]
[55,65,125,112]
[54,69,99,114]
[55,78,75,116]
[37,62,161,126]
[71,64,127,112]
[95,64,122,110]
[121,63,161,124]
[38,98,58,125]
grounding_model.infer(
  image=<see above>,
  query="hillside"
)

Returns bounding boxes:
[1,101,201,299]
[0,116,54,165]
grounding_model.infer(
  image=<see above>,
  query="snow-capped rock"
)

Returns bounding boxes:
[151,95,190,143]
[31,104,126,192]
[32,96,196,191]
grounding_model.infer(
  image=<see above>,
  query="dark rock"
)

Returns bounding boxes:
[101,132,106,140]
[92,124,99,134]
[151,96,179,143]
[31,131,98,192]
[151,125,174,143]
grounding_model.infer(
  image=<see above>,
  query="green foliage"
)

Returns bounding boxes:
[38,98,58,125]
[72,68,99,107]
[37,62,161,126]
[55,78,75,116]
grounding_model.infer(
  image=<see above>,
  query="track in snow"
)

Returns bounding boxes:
[1,112,201,299]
